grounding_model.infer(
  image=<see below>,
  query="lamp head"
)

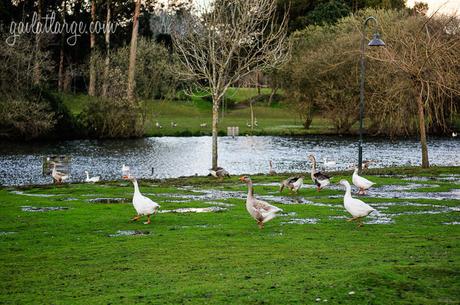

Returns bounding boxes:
[368,33,385,47]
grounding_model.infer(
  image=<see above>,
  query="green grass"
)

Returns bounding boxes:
[59,89,334,137]
[1,167,459,304]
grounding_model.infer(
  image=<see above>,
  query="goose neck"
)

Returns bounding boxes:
[132,179,140,195]
[247,181,254,198]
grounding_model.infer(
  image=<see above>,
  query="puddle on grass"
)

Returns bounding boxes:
[88,198,128,204]
[0,231,16,236]
[159,207,227,213]
[281,218,319,225]
[11,191,56,197]
[108,230,150,237]
[21,206,69,212]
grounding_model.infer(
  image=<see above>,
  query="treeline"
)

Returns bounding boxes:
[0,0,458,141]
[276,8,460,137]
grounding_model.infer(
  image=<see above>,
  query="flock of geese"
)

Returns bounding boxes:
[115,154,376,228]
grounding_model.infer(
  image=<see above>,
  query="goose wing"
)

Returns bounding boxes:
[253,199,282,214]
[314,172,330,181]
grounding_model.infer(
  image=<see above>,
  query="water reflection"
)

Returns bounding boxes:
[0,136,459,186]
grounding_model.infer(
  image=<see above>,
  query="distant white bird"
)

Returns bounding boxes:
[155,122,162,129]
[246,121,252,128]
[352,167,375,195]
[123,176,160,225]
[200,123,207,128]
[453,132,458,137]
[323,157,337,168]
[85,171,100,183]
[254,119,258,127]
[339,179,375,227]
[171,121,177,127]
[240,176,283,229]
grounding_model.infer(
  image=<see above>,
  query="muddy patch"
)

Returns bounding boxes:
[88,198,128,204]
[11,191,56,197]
[159,207,227,213]
[108,230,150,237]
[21,206,69,212]
[281,218,319,225]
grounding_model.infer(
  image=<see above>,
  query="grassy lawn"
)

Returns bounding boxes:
[59,89,334,137]
[1,167,459,304]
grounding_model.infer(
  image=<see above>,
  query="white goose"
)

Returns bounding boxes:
[240,176,283,229]
[85,171,100,183]
[123,175,160,225]
[352,167,375,195]
[308,155,331,191]
[339,179,375,227]
[51,163,69,184]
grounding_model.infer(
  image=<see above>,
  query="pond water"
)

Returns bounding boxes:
[0,136,459,186]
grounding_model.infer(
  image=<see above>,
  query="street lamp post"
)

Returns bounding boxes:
[358,16,385,172]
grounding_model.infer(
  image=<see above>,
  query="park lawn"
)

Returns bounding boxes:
[0,167,459,304]
[59,90,334,137]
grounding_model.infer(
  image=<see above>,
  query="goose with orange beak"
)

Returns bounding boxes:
[239,176,283,229]
[122,167,160,225]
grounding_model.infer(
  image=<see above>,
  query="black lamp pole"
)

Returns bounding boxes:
[358,16,385,172]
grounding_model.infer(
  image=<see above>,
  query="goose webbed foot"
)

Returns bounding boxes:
[131,215,141,222]
[143,215,151,225]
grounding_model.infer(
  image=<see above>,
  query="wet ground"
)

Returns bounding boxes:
[1,136,459,186]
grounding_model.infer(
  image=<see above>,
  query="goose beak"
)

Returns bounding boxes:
[122,175,129,179]
[239,176,245,181]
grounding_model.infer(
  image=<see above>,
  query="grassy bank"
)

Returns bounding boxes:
[1,167,459,304]
[60,90,334,137]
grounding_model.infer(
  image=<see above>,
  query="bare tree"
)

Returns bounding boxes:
[88,0,97,96]
[102,0,111,97]
[127,0,142,101]
[370,14,460,167]
[173,0,289,169]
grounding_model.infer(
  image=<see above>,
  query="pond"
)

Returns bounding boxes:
[0,136,459,186]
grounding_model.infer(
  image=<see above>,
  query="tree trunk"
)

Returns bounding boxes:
[88,0,97,96]
[127,0,141,101]
[102,1,111,98]
[211,96,219,169]
[417,92,429,168]
[256,70,261,95]
[250,100,254,132]
[268,86,277,106]
[58,0,66,91]
[33,0,42,85]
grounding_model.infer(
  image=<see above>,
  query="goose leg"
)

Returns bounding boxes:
[347,217,358,222]
[316,186,321,192]
[257,221,264,229]
[144,215,151,225]
[131,215,141,222]
[357,218,364,227]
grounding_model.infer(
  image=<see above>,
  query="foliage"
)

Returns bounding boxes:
[279,9,460,136]
[0,34,77,139]
[90,38,182,100]
[79,67,145,138]
[277,0,406,32]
